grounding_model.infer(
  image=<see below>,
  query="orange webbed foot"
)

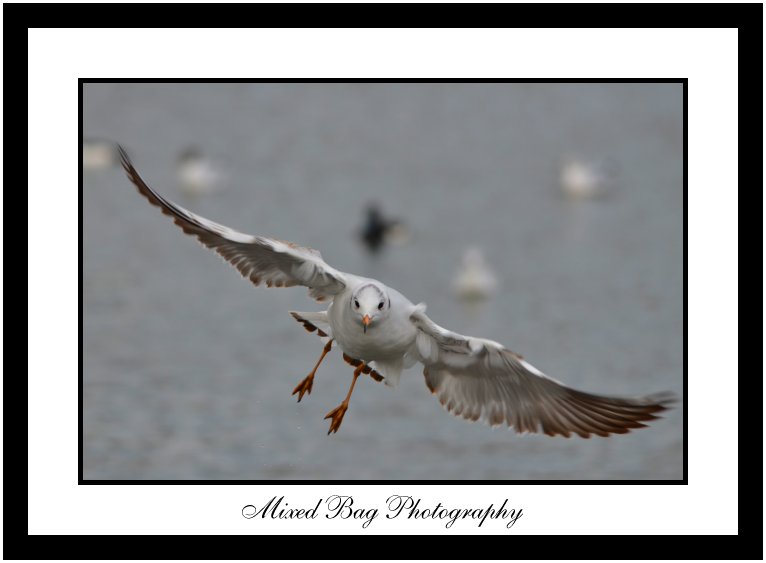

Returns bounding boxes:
[324,402,349,434]
[292,375,314,402]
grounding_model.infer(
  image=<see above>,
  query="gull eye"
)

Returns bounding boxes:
[378,302,384,310]
[354,299,360,308]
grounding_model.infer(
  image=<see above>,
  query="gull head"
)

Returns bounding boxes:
[351,283,390,333]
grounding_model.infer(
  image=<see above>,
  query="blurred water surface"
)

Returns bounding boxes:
[83,83,683,480]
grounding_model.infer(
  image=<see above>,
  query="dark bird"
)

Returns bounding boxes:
[359,203,410,253]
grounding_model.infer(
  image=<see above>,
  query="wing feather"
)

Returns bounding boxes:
[410,309,674,438]
[118,146,347,302]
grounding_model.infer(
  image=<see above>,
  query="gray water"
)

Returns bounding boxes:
[83,83,684,480]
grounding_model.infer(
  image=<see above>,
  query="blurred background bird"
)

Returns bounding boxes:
[82,138,119,171]
[452,246,498,301]
[176,146,225,198]
[358,203,411,254]
[557,155,619,200]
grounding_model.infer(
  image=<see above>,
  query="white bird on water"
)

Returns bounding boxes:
[558,156,617,200]
[177,146,224,198]
[83,138,119,171]
[452,247,498,301]
[118,146,673,436]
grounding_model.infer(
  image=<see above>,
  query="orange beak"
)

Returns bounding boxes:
[362,314,371,333]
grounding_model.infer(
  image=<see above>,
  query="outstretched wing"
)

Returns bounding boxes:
[119,146,347,302]
[410,307,674,438]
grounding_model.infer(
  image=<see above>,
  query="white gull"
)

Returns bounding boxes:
[119,146,673,436]
[177,146,225,198]
[558,155,617,200]
[452,246,498,301]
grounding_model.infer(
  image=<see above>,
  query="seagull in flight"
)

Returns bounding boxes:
[118,145,673,436]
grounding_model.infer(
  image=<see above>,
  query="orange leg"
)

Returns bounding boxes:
[292,339,333,402]
[324,363,364,434]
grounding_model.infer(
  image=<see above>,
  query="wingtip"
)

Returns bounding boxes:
[645,391,678,409]
[116,144,132,170]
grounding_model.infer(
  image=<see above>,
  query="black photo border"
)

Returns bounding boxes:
[14,3,760,560]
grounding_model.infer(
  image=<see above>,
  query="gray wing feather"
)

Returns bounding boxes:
[410,309,674,438]
[119,146,347,302]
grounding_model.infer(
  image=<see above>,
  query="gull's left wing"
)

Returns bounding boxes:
[409,307,674,438]
[119,146,348,302]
